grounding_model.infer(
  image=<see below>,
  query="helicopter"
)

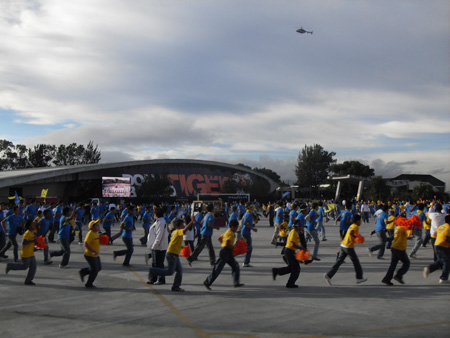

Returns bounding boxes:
[296,27,313,35]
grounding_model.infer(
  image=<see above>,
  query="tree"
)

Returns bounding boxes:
[330,161,374,178]
[28,144,56,168]
[253,167,281,183]
[81,141,101,164]
[412,183,434,201]
[368,176,390,201]
[295,144,336,198]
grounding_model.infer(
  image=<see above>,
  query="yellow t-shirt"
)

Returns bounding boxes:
[21,230,35,258]
[285,228,300,250]
[435,223,450,248]
[341,223,359,249]
[386,215,396,230]
[84,230,100,257]
[221,228,235,248]
[424,212,431,230]
[391,226,408,251]
[167,229,184,254]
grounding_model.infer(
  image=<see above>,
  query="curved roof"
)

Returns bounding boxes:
[0,159,279,192]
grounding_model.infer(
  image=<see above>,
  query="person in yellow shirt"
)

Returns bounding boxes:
[272,220,306,288]
[5,219,37,285]
[382,224,412,285]
[203,219,243,290]
[149,217,193,292]
[324,214,367,285]
[385,210,396,249]
[79,219,102,288]
[423,215,450,284]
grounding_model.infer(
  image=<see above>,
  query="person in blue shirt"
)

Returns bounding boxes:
[24,200,38,221]
[113,205,135,266]
[228,206,238,227]
[139,206,153,245]
[50,206,77,268]
[317,201,327,241]
[187,204,220,266]
[48,202,61,243]
[271,202,284,245]
[37,209,53,264]
[102,207,116,243]
[0,206,23,261]
[305,202,321,261]
[0,203,6,258]
[194,208,203,246]
[238,202,246,220]
[338,204,353,239]
[74,202,85,244]
[288,204,298,228]
[368,204,389,259]
[242,203,258,267]
[90,201,100,220]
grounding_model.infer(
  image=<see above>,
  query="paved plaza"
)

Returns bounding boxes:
[1,217,449,337]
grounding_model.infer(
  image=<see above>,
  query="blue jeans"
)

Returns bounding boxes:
[409,228,423,256]
[326,247,363,280]
[309,229,320,258]
[150,253,182,288]
[149,250,166,283]
[243,234,252,265]
[188,235,215,265]
[0,235,19,261]
[428,246,450,281]
[7,256,36,283]
[369,230,387,258]
[50,238,71,266]
[113,237,134,265]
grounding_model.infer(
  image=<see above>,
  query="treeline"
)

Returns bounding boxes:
[0,139,101,170]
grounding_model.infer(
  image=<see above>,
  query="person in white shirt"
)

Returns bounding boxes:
[428,202,446,261]
[146,207,169,285]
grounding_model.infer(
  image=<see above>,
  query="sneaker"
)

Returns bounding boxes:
[324,273,332,286]
[439,279,449,284]
[234,283,244,288]
[322,238,327,241]
[272,268,277,281]
[203,280,211,291]
[5,264,11,274]
[59,264,68,269]
[144,254,149,265]
[0,255,8,259]
[286,284,299,288]
[146,280,155,285]
[423,267,429,279]
[242,263,253,267]
[85,284,97,289]
[78,241,83,245]
[394,276,405,284]
[367,249,373,258]
[79,270,85,283]
[44,260,53,265]
[377,257,386,260]
[113,252,117,261]
[153,281,165,285]
[356,278,367,284]
[24,281,36,286]
[171,287,185,292]
[410,253,417,259]
[382,280,393,286]
[311,256,321,261]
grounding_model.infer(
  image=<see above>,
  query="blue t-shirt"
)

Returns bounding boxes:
[318,207,324,222]
[339,210,352,231]
[201,212,215,236]
[241,211,253,235]
[39,218,52,236]
[275,208,284,224]
[142,212,152,229]
[306,210,318,231]
[58,216,72,239]
[76,208,84,223]
[5,214,23,235]
[91,206,100,220]
[228,211,238,226]
[194,213,203,231]
[296,213,306,227]
[121,215,134,239]
[25,204,38,220]
[288,210,298,227]
[54,205,63,223]
[102,212,115,228]
[375,211,389,232]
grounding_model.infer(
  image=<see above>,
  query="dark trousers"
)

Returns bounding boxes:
[326,247,363,280]
[139,228,149,245]
[269,216,274,227]
[185,240,195,252]
[110,230,123,243]
[7,256,36,283]
[103,227,111,242]
[428,246,450,281]
[149,249,166,283]
[113,237,134,265]
[205,247,240,286]
[0,232,6,256]
[48,221,59,242]
[383,248,410,282]
[75,221,83,243]
[80,255,102,287]
[422,229,431,247]
[0,235,18,261]
[273,248,300,286]
[243,234,253,265]
[339,229,347,240]
[188,235,215,265]
[431,237,437,261]
[386,229,394,249]
[50,238,71,266]
[369,230,387,258]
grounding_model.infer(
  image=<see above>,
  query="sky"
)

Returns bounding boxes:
[1,0,449,189]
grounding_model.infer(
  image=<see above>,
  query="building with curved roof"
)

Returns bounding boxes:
[0,159,279,203]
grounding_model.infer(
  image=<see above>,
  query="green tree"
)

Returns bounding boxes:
[253,167,281,183]
[81,141,101,164]
[295,144,336,198]
[368,176,390,201]
[330,160,374,178]
[412,183,435,201]
[28,144,56,167]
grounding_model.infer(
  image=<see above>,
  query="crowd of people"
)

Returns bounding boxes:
[1,197,449,290]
